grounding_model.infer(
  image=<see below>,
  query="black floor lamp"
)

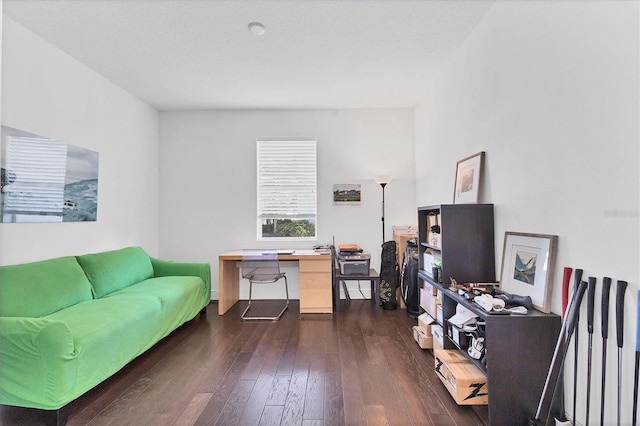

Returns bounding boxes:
[375,175,393,243]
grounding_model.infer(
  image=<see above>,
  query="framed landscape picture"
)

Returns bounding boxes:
[499,232,558,313]
[333,184,361,204]
[453,151,484,204]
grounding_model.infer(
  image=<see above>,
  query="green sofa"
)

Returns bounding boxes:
[0,246,211,415]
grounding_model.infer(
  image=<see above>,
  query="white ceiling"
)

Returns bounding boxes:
[3,0,494,111]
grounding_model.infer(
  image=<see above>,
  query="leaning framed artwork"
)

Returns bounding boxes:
[453,151,484,204]
[499,232,558,313]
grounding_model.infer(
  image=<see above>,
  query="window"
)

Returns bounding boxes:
[257,138,317,240]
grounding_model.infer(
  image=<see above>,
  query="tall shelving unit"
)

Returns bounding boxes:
[416,204,561,425]
[417,204,496,285]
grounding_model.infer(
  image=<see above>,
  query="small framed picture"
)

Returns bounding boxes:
[453,151,485,204]
[499,232,558,313]
[333,184,361,204]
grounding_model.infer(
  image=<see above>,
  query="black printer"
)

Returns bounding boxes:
[337,245,370,274]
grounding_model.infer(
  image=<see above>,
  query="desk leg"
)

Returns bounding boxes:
[373,278,380,307]
[218,259,239,315]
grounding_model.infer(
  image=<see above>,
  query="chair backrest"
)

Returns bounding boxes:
[330,245,338,269]
[241,250,282,282]
[330,245,338,283]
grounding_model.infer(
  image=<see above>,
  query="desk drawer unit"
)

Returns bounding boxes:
[299,257,332,313]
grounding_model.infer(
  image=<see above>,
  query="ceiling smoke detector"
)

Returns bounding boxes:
[248,22,266,36]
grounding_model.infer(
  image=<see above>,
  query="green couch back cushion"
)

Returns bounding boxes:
[76,247,154,298]
[0,256,93,317]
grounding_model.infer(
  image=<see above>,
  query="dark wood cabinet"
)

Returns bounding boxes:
[417,204,496,286]
[417,204,561,425]
[423,278,562,425]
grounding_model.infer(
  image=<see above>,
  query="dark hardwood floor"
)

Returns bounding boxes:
[0,300,483,426]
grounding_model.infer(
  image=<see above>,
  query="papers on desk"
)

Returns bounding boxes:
[266,249,295,255]
[293,250,320,255]
[240,249,329,256]
[242,249,294,255]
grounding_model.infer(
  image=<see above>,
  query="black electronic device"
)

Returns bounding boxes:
[337,251,370,274]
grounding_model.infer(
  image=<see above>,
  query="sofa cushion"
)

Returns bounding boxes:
[0,257,93,318]
[105,276,206,326]
[44,296,163,396]
[76,247,154,298]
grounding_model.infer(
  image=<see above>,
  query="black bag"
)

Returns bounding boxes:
[400,239,420,318]
[379,240,399,310]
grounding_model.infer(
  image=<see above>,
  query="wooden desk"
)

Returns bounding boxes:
[218,251,333,315]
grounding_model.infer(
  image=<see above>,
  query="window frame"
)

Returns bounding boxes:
[256,138,318,241]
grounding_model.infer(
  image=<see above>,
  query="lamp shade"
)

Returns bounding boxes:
[374,175,393,186]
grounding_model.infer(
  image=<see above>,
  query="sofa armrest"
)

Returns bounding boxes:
[150,257,212,301]
[0,317,77,409]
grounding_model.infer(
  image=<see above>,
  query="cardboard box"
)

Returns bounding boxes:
[393,225,418,236]
[434,353,488,405]
[420,287,437,318]
[432,324,444,349]
[434,348,470,364]
[412,326,433,349]
[393,229,416,310]
[423,252,434,277]
[394,230,416,267]
[418,312,435,336]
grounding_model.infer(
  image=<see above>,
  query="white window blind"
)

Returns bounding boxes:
[3,136,67,220]
[257,139,317,239]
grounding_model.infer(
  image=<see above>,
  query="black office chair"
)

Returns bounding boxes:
[240,251,289,320]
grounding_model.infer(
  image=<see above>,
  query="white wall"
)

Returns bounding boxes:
[0,17,160,265]
[4,2,637,420]
[415,1,639,424]
[159,109,416,299]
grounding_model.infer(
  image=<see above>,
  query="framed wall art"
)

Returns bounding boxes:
[333,184,361,204]
[499,232,558,313]
[1,126,99,223]
[453,151,484,204]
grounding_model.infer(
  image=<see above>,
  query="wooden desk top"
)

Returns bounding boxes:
[219,250,331,261]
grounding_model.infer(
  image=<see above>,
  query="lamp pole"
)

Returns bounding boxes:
[375,175,392,244]
[380,182,387,243]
